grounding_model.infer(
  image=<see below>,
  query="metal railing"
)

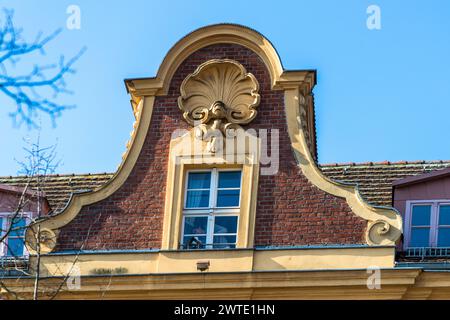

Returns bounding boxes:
[405,247,450,258]
[179,243,236,250]
[0,256,29,276]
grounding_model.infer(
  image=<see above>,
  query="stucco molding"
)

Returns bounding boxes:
[32,246,395,277]
[161,129,260,250]
[179,59,260,126]
[25,96,154,254]
[284,88,403,245]
[178,59,261,153]
[125,23,315,102]
[25,23,401,254]
[3,266,426,300]
[26,24,311,254]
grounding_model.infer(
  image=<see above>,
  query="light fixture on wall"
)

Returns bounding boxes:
[197,260,210,272]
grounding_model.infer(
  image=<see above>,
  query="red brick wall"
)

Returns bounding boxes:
[55,44,365,251]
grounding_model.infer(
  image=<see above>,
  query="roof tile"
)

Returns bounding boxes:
[0,173,113,213]
[2,160,449,214]
[320,161,450,206]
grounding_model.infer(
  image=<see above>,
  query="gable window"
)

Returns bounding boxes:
[0,213,30,257]
[405,201,450,248]
[181,168,241,249]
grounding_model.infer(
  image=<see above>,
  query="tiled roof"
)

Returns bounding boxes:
[1,160,449,214]
[0,173,113,213]
[320,161,450,207]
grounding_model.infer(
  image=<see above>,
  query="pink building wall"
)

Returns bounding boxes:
[393,176,450,217]
[0,185,50,215]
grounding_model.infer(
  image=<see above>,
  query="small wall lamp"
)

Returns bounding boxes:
[197,260,210,272]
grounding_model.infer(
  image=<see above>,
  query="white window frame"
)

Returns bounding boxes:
[0,212,32,257]
[405,200,450,248]
[181,168,242,249]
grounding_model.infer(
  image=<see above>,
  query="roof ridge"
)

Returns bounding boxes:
[0,172,114,179]
[320,160,450,167]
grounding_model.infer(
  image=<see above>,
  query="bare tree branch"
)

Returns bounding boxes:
[0,8,86,128]
[48,212,103,300]
[0,180,30,244]
[0,279,22,300]
[0,134,60,299]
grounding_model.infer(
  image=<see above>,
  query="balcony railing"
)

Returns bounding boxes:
[405,247,450,258]
[179,243,236,250]
[0,256,29,276]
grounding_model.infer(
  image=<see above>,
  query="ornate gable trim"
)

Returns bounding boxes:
[26,24,401,254]
[178,59,260,153]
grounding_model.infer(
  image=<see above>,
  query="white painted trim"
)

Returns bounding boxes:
[404,200,450,249]
[0,215,6,256]
[0,212,32,257]
[181,168,242,249]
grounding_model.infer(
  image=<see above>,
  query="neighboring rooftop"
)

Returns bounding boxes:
[320,160,450,207]
[0,173,113,213]
[392,167,450,187]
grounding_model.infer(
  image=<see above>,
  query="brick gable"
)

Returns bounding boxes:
[55,44,365,251]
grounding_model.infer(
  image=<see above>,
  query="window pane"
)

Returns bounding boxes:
[214,216,238,234]
[0,217,3,235]
[182,235,207,249]
[6,238,24,257]
[186,190,210,208]
[187,172,211,189]
[411,205,431,226]
[410,228,430,247]
[439,205,450,225]
[218,171,241,188]
[183,216,208,235]
[438,228,450,247]
[213,235,236,248]
[10,217,27,237]
[217,190,240,207]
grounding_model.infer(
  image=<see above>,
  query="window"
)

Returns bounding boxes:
[406,201,450,248]
[181,169,241,249]
[0,213,30,257]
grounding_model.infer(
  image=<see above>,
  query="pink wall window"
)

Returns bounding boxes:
[0,212,32,257]
[404,200,450,248]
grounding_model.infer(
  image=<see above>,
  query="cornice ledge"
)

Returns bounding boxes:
[273,70,316,91]
[126,78,162,96]
[124,24,286,101]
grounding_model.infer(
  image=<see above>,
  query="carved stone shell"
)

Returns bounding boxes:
[178,59,260,126]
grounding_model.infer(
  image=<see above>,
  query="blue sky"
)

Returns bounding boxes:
[1,0,449,175]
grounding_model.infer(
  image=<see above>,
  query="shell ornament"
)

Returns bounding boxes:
[178,59,260,152]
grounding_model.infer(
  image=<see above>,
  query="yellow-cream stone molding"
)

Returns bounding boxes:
[2,266,428,300]
[25,95,154,254]
[25,23,402,254]
[26,227,58,255]
[179,59,260,126]
[162,127,260,250]
[178,59,261,153]
[31,246,396,278]
[284,87,403,245]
